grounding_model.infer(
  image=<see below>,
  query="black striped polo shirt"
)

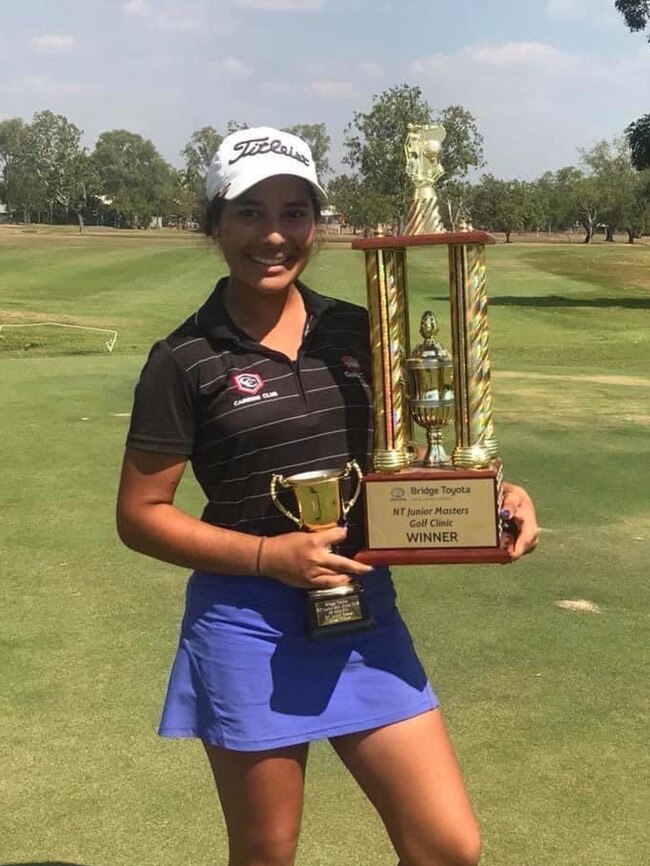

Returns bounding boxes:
[126,279,373,555]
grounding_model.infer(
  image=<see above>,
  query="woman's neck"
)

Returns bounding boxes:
[222,280,307,358]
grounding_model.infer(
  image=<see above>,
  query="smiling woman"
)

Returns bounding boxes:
[115,125,533,866]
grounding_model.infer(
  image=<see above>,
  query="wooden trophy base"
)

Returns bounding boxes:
[354,466,512,566]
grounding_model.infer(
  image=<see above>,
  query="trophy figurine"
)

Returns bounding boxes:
[352,122,511,565]
[404,123,446,235]
[270,461,374,638]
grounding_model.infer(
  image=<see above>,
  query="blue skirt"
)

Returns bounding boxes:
[159,567,438,751]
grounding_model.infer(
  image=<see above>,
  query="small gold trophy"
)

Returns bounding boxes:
[407,311,454,468]
[270,461,374,638]
[352,123,510,565]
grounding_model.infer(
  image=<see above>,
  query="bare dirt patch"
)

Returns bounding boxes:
[0,308,138,329]
[498,370,650,388]
[554,599,601,614]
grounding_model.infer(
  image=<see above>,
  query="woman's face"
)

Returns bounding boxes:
[215,174,316,297]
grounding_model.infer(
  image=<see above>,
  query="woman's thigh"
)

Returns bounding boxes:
[330,709,480,866]
[203,741,309,866]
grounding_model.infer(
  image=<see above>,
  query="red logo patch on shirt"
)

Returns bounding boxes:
[341,355,361,372]
[231,372,264,395]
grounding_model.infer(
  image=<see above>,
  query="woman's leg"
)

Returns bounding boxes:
[203,741,309,866]
[330,709,481,866]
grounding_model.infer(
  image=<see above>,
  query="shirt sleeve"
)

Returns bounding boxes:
[126,340,197,456]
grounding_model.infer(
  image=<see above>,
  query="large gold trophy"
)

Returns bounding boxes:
[353,123,510,565]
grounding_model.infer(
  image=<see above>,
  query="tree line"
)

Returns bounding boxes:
[0,84,648,242]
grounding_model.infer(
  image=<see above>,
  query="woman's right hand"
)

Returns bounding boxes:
[260,527,373,590]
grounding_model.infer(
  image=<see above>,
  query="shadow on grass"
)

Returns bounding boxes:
[430,294,650,310]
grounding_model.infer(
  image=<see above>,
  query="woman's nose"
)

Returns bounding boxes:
[262,226,285,243]
[258,216,286,242]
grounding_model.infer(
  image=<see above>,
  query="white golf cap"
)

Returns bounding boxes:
[205,126,327,205]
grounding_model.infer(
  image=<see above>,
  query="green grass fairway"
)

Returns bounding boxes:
[1,227,649,866]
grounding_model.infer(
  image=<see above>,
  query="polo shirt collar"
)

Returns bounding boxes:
[195,277,336,346]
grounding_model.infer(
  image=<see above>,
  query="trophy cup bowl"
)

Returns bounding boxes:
[406,311,454,468]
[269,461,373,638]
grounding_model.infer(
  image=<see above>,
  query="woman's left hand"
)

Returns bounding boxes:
[501,482,539,560]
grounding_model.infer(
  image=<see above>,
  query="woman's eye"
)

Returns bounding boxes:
[286,209,309,220]
[239,208,260,219]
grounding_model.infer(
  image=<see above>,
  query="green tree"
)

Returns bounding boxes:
[327,173,389,234]
[614,168,650,242]
[343,85,485,232]
[0,112,99,227]
[181,125,223,219]
[615,0,650,39]
[0,118,29,213]
[580,138,637,241]
[625,113,650,170]
[616,2,650,170]
[434,105,485,182]
[283,123,331,178]
[92,130,176,227]
[471,175,531,242]
[182,126,223,182]
[572,174,603,243]
[344,84,431,232]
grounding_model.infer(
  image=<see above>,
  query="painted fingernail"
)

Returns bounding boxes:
[500,508,511,520]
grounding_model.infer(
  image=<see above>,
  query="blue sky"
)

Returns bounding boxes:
[1,0,648,179]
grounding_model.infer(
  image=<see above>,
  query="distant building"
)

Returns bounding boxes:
[321,207,344,235]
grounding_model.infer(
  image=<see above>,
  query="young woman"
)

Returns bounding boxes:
[117,127,539,866]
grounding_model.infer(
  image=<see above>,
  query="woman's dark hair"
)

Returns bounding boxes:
[203,185,322,237]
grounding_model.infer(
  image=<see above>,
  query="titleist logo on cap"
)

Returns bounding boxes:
[229,136,311,167]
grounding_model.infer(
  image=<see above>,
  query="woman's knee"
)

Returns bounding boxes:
[229,826,301,866]
[442,828,481,866]
[399,825,481,866]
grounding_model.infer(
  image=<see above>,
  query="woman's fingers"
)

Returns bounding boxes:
[501,482,539,560]
[262,527,372,588]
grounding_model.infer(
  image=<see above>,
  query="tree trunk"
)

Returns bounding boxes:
[582,222,593,243]
[505,229,512,243]
[605,225,615,242]
[627,229,635,244]
[76,212,84,233]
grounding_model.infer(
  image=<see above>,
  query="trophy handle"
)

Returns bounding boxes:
[270,473,302,528]
[341,460,363,518]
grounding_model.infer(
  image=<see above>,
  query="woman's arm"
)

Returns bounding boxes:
[116,448,372,588]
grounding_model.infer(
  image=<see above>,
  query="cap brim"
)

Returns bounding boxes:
[223,166,327,205]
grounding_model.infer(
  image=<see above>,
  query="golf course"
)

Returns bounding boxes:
[1,225,648,866]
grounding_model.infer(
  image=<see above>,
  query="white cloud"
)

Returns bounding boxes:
[545,0,618,24]
[122,1,210,32]
[13,75,98,96]
[237,0,323,10]
[304,79,355,99]
[260,80,298,97]
[33,34,76,53]
[410,41,650,178]
[357,61,382,79]
[217,57,255,78]
[122,0,150,15]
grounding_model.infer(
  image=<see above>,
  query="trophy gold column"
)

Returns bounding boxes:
[352,123,510,566]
